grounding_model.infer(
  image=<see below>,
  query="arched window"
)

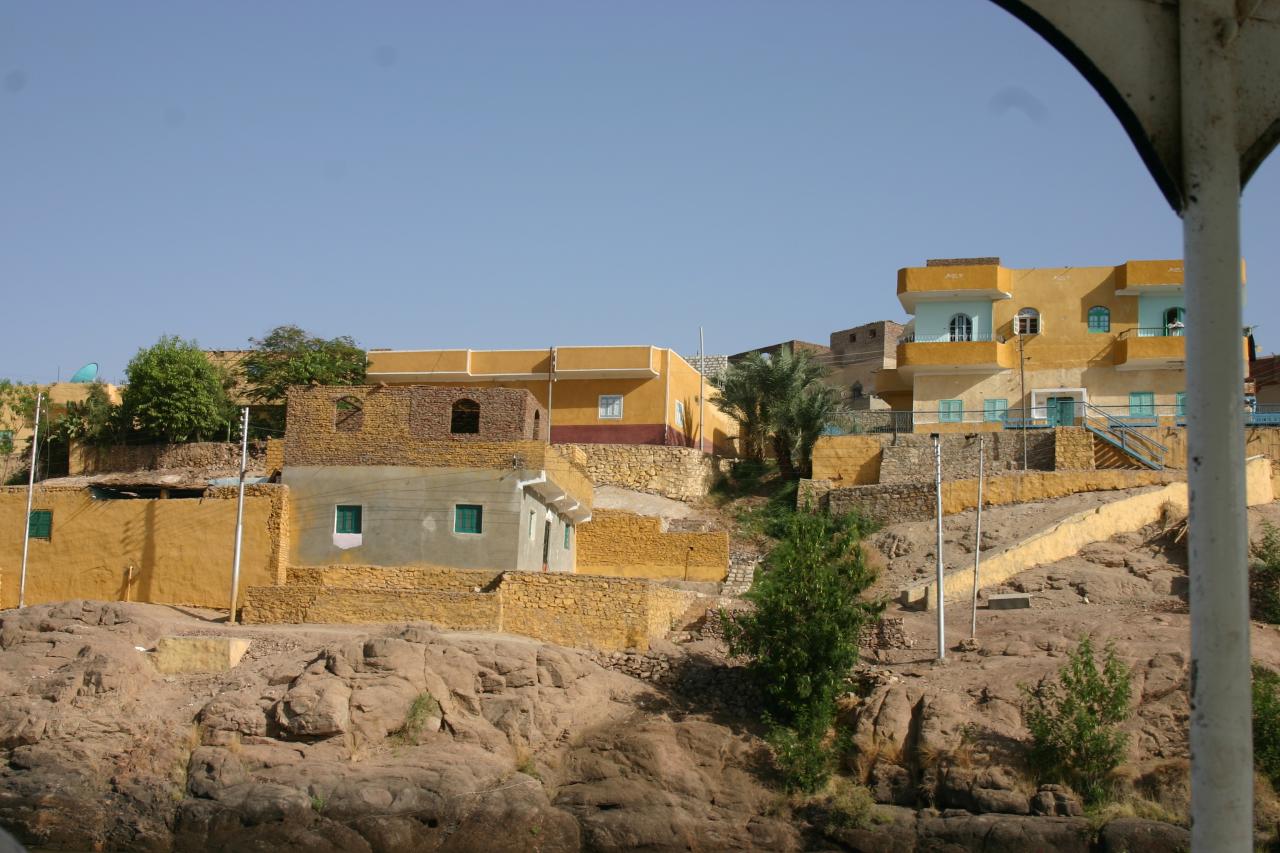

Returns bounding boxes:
[948,313,973,342]
[334,395,364,432]
[1087,305,1110,333]
[532,410,541,439]
[450,399,480,434]
[1016,307,1041,335]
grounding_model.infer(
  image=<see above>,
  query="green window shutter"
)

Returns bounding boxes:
[939,399,963,423]
[564,525,572,549]
[1087,306,1110,333]
[1129,392,1155,418]
[455,504,483,534]
[983,399,1008,422]
[28,510,52,540]
[335,505,362,534]
[1175,392,1187,417]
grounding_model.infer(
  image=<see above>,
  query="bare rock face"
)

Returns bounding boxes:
[0,602,801,852]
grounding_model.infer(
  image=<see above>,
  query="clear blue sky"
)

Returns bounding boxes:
[3,1,1277,384]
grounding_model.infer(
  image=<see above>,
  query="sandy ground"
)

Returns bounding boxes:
[591,486,708,519]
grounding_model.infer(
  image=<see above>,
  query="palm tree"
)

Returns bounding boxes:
[712,348,839,479]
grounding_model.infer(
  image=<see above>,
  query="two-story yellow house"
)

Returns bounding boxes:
[875,257,1246,432]
[364,345,737,455]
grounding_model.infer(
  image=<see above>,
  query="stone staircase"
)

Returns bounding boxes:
[722,551,759,597]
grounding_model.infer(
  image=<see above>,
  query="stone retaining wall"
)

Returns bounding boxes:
[811,431,1054,487]
[558,443,728,501]
[824,468,1178,525]
[242,565,700,651]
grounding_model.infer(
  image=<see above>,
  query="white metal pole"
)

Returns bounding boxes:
[1182,1,1251,846]
[933,433,945,660]
[228,406,250,624]
[699,327,706,452]
[546,346,555,440]
[18,392,44,609]
[971,434,984,639]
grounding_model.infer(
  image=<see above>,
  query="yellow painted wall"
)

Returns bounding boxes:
[664,349,738,454]
[0,485,286,609]
[576,509,729,582]
[810,435,883,484]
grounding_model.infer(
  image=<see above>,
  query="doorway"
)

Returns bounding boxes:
[541,520,552,571]
[1047,396,1076,427]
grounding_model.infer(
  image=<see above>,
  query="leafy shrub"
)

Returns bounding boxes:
[1255,665,1280,789]
[1021,636,1132,804]
[815,775,880,832]
[1252,523,1280,624]
[726,509,882,791]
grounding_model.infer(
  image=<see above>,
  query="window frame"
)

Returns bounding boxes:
[983,398,1008,423]
[564,524,572,549]
[598,394,624,420]
[1016,307,1041,336]
[947,313,973,342]
[450,398,481,434]
[334,504,363,535]
[1175,391,1187,418]
[454,504,484,535]
[1129,391,1156,418]
[939,399,963,423]
[1087,306,1111,333]
[28,509,52,540]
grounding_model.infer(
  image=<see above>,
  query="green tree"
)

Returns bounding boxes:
[241,325,366,404]
[122,337,234,442]
[1021,636,1132,804]
[53,382,124,448]
[712,348,838,479]
[726,510,882,791]
[1252,522,1280,624]
[1253,664,1280,789]
[0,380,41,484]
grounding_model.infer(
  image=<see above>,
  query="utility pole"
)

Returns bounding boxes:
[1018,328,1028,471]
[933,433,945,661]
[698,327,706,452]
[970,434,985,639]
[228,406,250,624]
[18,392,44,609]
[546,346,556,440]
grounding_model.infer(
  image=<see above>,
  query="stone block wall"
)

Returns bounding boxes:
[826,469,1176,526]
[264,438,284,478]
[809,431,1054,487]
[69,441,267,476]
[284,565,504,592]
[242,584,501,629]
[558,443,728,501]
[576,510,729,582]
[1053,427,1096,470]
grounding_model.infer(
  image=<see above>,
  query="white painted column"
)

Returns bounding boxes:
[1181,1,1252,847]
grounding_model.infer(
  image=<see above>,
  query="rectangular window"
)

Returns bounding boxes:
[28,509,52,540]
[939,399,963,423]
[455,504,483,534]
[564,524,572,549]
[335,504,362,534]
[598,395,623,420]
[674,400,685,425]
[983,399,1008,422]
[529,509,537,541]
[1175,391,1187,417]
[1129,392,1155,418]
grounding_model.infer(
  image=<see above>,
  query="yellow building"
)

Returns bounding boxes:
[876,258,1247,433]
[365,345,737,455]
[1,382,123,481]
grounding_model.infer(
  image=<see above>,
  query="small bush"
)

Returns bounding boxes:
[1252,524,1280,624]
[1021,636,1132,804]
[1254,665,1280,789]
[814,775,880,832]
[393,692,441,745]
[768,707,836,793]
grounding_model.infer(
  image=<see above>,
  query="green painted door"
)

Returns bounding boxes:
[1048,397,1076,426]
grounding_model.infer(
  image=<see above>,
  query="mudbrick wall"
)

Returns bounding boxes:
[576,510,729,582]
[242,566,700,651]
[69,441,267,476]
[558,443,728,501]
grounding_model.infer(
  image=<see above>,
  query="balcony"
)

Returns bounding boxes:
[1115,260,1184,295]
[896,333,1015,378]
[1114,328,1185,371]
[896,264,1012,312]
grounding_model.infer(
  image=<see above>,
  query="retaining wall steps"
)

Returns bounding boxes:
[722,556,758,597]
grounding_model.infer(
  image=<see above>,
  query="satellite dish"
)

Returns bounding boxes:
[69,362,99,383]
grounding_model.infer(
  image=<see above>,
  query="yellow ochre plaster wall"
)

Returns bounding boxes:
[575,510,729,582]
[0,485,287,609]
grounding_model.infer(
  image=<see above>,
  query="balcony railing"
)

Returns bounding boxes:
[899,331,1001,344]
[1119,326,1186,339]
[825,403,1280,435]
